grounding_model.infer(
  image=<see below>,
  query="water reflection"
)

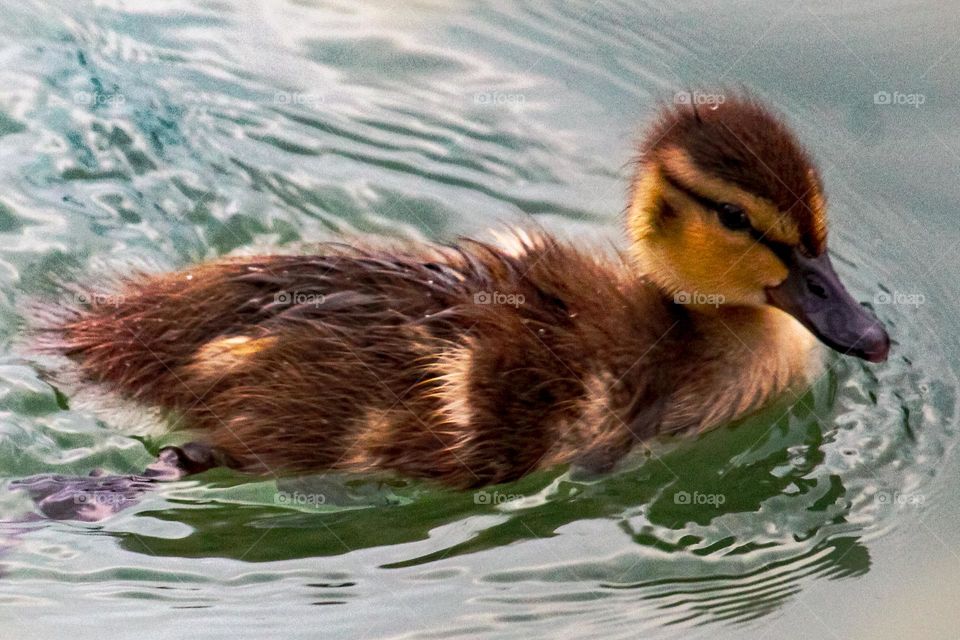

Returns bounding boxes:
[0,0,957,637]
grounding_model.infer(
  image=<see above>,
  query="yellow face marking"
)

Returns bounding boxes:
[628,149,805,306]
[627,169,665,244]
[659,147,801,246]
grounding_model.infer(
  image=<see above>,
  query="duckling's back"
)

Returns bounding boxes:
[42,233,678,486]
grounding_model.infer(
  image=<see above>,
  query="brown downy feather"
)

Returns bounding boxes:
[38,234,689,487]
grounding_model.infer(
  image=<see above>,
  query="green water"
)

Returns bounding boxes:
[1,1,958,638]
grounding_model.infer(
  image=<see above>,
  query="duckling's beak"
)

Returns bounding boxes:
[766,250,890,362]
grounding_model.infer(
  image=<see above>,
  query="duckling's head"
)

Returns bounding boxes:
[628,92,889,362]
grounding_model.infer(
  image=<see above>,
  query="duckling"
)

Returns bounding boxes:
[42,93,889,489]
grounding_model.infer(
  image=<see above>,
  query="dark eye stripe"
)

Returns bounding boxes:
[661,171,794,266]
[661,171,725,217]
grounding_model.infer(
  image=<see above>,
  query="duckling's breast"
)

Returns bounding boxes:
[661,306,824,433]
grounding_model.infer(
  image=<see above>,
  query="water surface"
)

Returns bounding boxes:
[0,1,958,638]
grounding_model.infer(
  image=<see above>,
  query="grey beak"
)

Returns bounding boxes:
[766,250,890,363]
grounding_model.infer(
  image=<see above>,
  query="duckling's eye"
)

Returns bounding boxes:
[717,203,750,231]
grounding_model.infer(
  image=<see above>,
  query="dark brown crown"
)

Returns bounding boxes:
[641,92,826,254]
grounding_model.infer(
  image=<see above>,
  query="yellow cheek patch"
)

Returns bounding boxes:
[659,147,801,247]
[668,214,789,299]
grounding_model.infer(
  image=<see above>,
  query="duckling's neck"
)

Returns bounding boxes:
[661,302,824,432]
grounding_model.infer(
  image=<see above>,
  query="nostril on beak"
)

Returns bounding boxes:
[805,276,828,299]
